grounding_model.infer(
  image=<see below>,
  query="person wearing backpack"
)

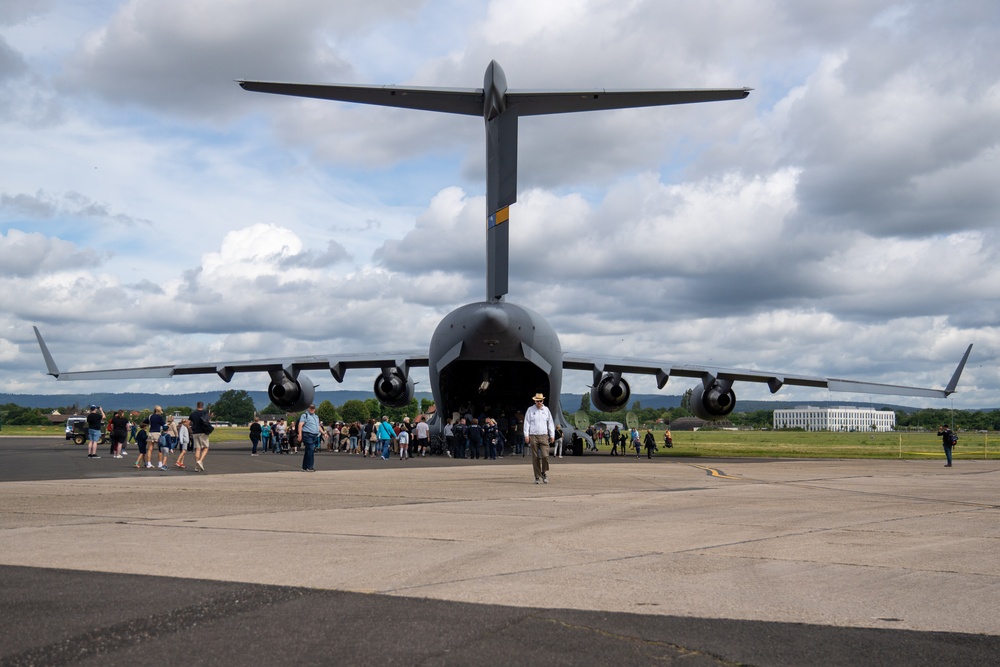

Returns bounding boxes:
[189,401,213,472]
[937,424,958,467]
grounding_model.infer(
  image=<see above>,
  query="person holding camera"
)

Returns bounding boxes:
[937,424,957,467]
[85,405,104,459]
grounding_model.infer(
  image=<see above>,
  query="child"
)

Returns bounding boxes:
[134,421,150,469]
[398,425,410,460]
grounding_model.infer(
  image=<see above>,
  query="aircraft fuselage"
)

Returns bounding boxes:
[428,300,565,430]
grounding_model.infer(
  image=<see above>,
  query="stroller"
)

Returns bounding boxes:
[429,434,448,456]
[278,432,290,454]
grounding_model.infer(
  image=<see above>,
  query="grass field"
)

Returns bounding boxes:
[637,429,997,460]
[10,425,996,460]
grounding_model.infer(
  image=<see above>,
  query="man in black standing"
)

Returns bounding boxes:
[937,424,956,467]
[85,405,104,459]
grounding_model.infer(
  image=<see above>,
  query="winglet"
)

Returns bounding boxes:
[33,326,61,377]
[944,344,973,395]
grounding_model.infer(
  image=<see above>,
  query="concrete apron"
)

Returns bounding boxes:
[2,459,998,635]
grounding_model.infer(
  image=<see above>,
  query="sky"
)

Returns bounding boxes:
[1,0,998,410]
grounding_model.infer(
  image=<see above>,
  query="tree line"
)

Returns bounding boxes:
[4,391,999,432]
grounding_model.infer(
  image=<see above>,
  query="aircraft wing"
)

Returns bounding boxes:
[562,344,973,399]
[33,327,427,383]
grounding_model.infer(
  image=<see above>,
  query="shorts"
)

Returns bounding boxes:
[194,433,210,449]
[112,433,127,446]
[88,429,102,442]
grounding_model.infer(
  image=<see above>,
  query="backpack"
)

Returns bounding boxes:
[949,432,959,446]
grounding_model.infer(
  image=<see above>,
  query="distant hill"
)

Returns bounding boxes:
[0,391,957,415]
[1,390,389,412]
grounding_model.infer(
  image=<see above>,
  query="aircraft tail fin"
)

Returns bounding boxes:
[33,326,61,378]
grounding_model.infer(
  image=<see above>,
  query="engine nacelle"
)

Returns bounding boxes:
[267,373,315,413]
[690,380,736,421]
[591,373,631,412]
[374,368,414,408]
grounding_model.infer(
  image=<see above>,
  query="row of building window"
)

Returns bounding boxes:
[773,406,896,432]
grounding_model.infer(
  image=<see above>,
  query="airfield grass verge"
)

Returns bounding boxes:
[10,425,998,460]
[595,430,999,460]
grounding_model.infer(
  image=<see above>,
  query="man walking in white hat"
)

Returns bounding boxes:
[523,393,555,484]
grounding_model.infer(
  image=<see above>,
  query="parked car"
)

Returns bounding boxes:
[65,417,86,441]
[65,417,106,446]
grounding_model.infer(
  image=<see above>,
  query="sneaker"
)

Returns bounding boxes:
[196,460,204,472]
[534,478,540,484]
[175,463,186,469]
[307,468,315,472]
[146,463,153,468]
[542,475,548,484]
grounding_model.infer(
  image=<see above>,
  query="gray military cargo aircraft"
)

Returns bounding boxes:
[34,62,972,433]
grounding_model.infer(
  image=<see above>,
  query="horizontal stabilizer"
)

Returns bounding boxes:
[508,87,751,116]
[238,81,484,116]
[239,78,751,119]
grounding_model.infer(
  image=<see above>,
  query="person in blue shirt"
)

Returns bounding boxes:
[376,416,396,461]
[298,404,321,472]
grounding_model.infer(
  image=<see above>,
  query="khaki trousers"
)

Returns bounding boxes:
[528,434,550,480]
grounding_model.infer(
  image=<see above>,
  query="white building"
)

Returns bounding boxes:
[773,406,896,432]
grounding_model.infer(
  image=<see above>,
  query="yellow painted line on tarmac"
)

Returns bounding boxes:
[688,464,740,479]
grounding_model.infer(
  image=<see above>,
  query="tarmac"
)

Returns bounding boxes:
[2,435,999,666]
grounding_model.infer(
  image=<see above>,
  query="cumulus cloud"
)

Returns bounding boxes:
[0,229,104,277]
[58,0,421,119]
[0,36,26,79]
[3,0,999,407]
[0,0,52,26]
[1,190,151,228]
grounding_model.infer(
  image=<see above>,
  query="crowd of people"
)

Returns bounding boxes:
[82,402,214,472]
[75,395,688,483]
[251,413,528,462]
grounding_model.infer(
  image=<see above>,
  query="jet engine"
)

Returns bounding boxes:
[690,379,736,421]
[267,373,315,412]
[374,368,414,408]
[591,373,631,412]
